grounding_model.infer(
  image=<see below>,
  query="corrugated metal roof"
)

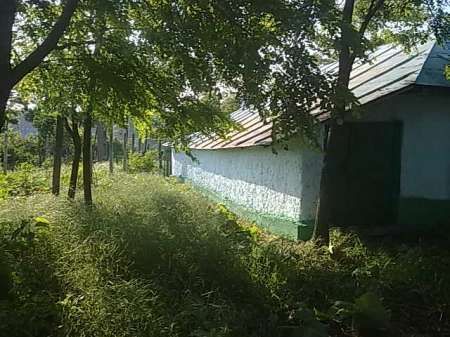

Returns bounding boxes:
[190,107,272,149]
[190,40,449,149]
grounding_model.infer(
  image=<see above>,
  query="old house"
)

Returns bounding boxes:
[172,40,450,239]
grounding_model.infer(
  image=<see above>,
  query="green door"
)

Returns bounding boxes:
[330,122,402,226]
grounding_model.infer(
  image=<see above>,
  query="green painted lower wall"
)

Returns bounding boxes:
[191,183,313,240]
[221,200,314,241]
[181,180,450,240]
[398,197,450,227]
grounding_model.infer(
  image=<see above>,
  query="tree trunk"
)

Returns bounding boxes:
[2,123,8,174]
[0,85,10,132]
[52,115,64,195]
[95,122,107,161]
[83,112,93,205]
[313,0,356,245]
[131,132,135,153]
[313,124,334,244]
[109,124,114,174]
[65,118,81,199]
[123,127,128,171]
[0,0,15,132]
[143,138,148,154]
[158,140,163,173]
[0,0,79,131]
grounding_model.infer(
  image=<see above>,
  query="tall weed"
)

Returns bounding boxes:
[0,173,449,336]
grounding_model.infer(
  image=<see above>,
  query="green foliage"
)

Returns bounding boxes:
[128,151,158,173]
[0,173,449,336]
[0,164,49,199]
[328,292,390,334]
[0,130,42,167]
[445,64,450,81]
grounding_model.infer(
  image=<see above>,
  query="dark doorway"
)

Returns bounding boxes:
[329,122,402,226]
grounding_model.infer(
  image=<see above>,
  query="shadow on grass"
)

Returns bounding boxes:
[1,174,450,337]
[62,183,450,336]
[0,219,64,337]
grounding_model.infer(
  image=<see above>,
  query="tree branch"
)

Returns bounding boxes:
[347,0,385,76]
[10,0,80,86]
[336,0,356,91]
[64,117,74,137]
[358,0,385,36]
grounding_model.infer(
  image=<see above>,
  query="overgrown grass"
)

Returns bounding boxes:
[0,163,50,199]
[0,171,449,336]
[0,162,113,200]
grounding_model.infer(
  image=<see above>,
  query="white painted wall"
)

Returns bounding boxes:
[173,89,450,225]
[359,91,450,200]
[172,140,323,221]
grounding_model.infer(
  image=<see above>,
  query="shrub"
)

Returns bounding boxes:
[0,130,42,167]
[0,163,50,199]
[128,151,157,173]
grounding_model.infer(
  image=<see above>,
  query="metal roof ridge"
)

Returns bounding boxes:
[355,69,419,101]
[349,51,424,92]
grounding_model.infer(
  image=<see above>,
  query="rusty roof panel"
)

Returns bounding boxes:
[199,114,263,149]
[193,117,270,149]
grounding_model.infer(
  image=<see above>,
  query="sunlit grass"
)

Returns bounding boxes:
[0,170,449,336]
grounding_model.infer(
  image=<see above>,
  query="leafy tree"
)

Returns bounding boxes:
[19,44,85,198]
[0,0,80,132]
[16,0,240,204]
[64,116,81,199]
[142,0,448,245]
[312,0,450,244]
[138,0,335,144]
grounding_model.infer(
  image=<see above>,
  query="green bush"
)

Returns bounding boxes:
[0,130,42,167]
[0,163,50,199]
[0,173,449,337]
[128,151,158,173]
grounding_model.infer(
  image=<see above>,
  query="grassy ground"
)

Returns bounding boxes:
[0,168,449,337]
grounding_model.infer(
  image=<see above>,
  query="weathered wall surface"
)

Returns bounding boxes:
[172,140,322,223]
[358,90,450,224]
[173,89,450,230]
[360,91,450,200]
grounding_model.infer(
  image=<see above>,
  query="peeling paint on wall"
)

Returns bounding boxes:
[172,140,323,223]
[173,90,450,231]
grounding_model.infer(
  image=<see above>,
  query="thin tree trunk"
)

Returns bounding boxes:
[65,118,81,199]
[0,86,10,132]
[52,115,64,195]
[95,122,107,161]
[313,124,333,244]
[158,140,163,173]
[123,127,128,171]
[131,131,135,153]
[2,122,8,174]
[43,135,49,163]
[109,124,114,174]
[313,0,356,245]
[143,138,148,154]
[314,0,384,245]
[83,112,93,205]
